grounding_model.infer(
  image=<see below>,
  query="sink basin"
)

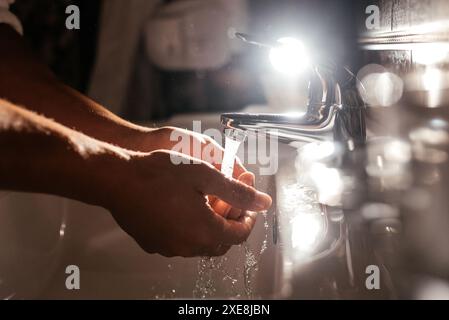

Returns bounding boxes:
[0,108,350,299]
[0,193,66,299]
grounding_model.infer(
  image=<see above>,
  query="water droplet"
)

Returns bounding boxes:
[193,130,270,299]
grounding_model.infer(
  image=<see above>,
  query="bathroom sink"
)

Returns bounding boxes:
[37,108,281,299]
[1,107,354,299]
[0,193,66,299]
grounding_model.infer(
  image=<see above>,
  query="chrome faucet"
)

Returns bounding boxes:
[221,33,366,147]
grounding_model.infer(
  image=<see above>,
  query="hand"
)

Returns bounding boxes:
[211,171,257,220]
[131,126,246,179]
[105,150,272,257]
[132,126,252,220]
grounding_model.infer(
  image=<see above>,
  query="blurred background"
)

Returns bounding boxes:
[5,0,449,299]
[10,0,358,121]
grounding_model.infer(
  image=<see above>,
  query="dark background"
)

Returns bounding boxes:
[11,0,360,121]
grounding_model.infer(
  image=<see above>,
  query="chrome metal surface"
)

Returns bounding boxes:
[221,66,366,146]
[220,33,369,299]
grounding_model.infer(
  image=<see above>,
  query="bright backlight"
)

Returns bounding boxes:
[269,37,309,76]
[414,43,449,65]
[291,213,323,252]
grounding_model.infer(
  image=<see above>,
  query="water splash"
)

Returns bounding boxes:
[194,129,270,299]
[194,257,217,298]
[221,134,243,178]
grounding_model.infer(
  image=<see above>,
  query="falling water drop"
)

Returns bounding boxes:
[194,128,270,299]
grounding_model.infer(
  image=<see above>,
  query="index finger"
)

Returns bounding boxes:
[210,211,258,245]
[233,157,247,179]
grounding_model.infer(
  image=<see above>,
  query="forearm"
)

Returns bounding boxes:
[0,25,153,151]
[0,99,137,208]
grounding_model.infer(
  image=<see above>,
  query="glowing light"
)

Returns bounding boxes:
[366,138,411,173]
[365,138,413,190]
[384,139,412,163]
[416,278,449,300]
[429,118,449,130]
[284,111,307,118]
[361,203,399,220]
[410,126,449,164]
[410,126,449,146]
[269,37,309,76]
[422,67,443,108]
[357,64,403,107]
[422,67,443,91]
[414,43,449,65]
[376,72,404,106]
[291,213,323,252]
[309,163,343,206]
[301,141,336,162]
[59,223,66,237]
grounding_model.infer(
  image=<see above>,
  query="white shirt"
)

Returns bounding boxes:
[0,0,23,34]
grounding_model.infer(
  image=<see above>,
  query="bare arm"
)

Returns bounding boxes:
[0,23,273,256]
[0,24,153,151]
[0,98,135,207]
[0,98,271,256]
[0,24,248,175]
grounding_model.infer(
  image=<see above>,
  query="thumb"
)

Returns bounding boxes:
[194,163,272,212]
[214,172,255,218]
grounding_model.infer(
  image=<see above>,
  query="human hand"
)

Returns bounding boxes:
[106,150,272,257]
[211,171,257,220]
[130,126,246,179]
[145,127,259,220]
[131,126,252,218]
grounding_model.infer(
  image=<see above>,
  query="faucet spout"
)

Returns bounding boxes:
[221,66,366,146]
[221,105,339,144]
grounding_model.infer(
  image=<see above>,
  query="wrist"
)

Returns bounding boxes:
[116,127,163,153]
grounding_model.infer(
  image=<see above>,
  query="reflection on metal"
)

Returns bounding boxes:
[365,137,413,191]
[220,32,369,299]
[222,72,365,147]
[359,21,449,50]
[356,64,404,107]
[410,120,449,165]
[269,37,310,76]
[222,33,366,147]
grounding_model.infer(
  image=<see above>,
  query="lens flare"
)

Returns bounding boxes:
[291,212,323,252]
[269,37,309,76]
[357,64,404,107]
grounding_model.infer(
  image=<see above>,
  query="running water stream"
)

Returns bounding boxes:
[193,129,269,299]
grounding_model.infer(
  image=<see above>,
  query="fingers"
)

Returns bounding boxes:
[187,196,258,256]
[138,150,267,257]
[232,158,247,179]
[238,172,255,188]
[142,192,258,258]
[214,172,255,219]
[194,164,272,212]
[212,196,231,218]
[192,210,258,256]
[212,211,259,245]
